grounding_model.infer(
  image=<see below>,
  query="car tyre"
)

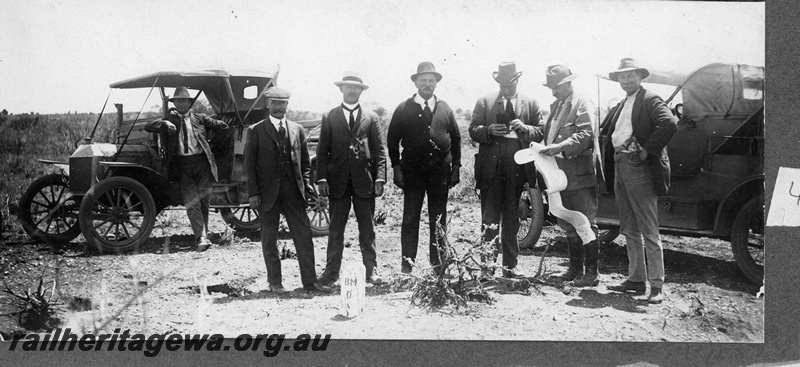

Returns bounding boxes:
[731,195,764,285]
[79,176,157,253]
[18,173,82,244]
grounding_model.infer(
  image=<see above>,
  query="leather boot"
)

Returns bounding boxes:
[558,237,584,281]
[574,240,600,287]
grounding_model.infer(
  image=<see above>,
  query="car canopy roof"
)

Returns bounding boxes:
[676,63,764,121]
[597,62,764,121]
[110,69,277,113]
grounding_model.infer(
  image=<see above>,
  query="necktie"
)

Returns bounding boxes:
[278,120,286,139]
[505,98,515,120]
[181,115,189,154]
[343,104,359,130]
[423,100,433,121]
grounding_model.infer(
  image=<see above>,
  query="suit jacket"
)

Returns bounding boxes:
[243,118,312,212]
[144,112,229,182]
[599,87,678,195]
[316,105,387,199]
[536,93,599,191]
[469,91,543,190]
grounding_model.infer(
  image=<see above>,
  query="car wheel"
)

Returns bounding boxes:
[307,193,329,236]
[518,184,545,249]
[731,195,764,285]
[219,207,260,231]
[599,228,620,245]
[18,174,82,244]
[79,176,157,253]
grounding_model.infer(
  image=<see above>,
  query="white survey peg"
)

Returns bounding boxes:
[340,263,366,318]
[514,142,597,244]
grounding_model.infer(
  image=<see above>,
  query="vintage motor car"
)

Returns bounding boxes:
[521,62,764,284]
[17,69,331,253]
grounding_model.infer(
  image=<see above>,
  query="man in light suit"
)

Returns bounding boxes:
[316,72,387,286]
[537,65,600,287]
[600,58,678,304]
[144,87,228,252]
[243,87,331,294]
[469,62,542,278]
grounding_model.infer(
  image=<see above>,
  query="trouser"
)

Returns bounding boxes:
[325,179,377,275]
[555,186,599,244]
[400,161,451,269]
[177,154,212,240]
[259,173,318,287]
[614,151,664,288]
[479,147,525,269]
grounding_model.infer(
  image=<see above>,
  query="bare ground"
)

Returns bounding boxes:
[0,197,763,343]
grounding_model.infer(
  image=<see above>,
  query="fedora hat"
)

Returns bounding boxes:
[410,61,442,82]
[493,62,523,84]
[608,58,650,81]
[542,65,578,89]
[262,87,291,101]
[334,71,369,90]
[168,87,193,101]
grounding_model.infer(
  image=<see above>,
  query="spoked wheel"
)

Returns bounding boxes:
[307,193,329,236]
[18,174,82,244]
[219,207,260,231]
[731,195,764,285]
[517,183,545,249]
[78,176,157,253]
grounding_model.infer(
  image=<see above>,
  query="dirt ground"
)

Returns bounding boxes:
[0,195,764,343]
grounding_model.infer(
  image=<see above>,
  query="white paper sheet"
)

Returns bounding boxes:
[767,166,800,227]
[515,142,597,244]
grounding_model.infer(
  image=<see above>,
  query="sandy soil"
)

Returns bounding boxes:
[0,197,763,343]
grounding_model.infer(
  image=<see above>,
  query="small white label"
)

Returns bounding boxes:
[767,167,800,226]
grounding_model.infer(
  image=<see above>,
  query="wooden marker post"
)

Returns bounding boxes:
[340,263,366,317]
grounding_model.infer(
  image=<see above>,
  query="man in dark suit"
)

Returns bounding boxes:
[469,62,542,278]
[144,87,228,252]
[600,58,677,304]
[316,72,387,285]
[537,65,600,287]
[387,61,461,275]
[243,87,330,294]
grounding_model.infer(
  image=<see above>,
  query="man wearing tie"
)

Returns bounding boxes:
[537,65,601,287]
[469,62,542,278]
[387,61,461,275]
[316,72,387,286]
[243,87,331,294]
[144,87,228,252]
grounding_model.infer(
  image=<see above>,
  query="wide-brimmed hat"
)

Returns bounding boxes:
[168,87,193,101]
[608,58,650,81]
[410,61,442,82]
[263,87,291,101]
[542,64,578,89]
[334,71,369,90]
[493,62,523,85]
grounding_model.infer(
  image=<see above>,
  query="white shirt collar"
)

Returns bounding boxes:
[342,101,359,111]
[268,115,285,130]
[413,94,436,108]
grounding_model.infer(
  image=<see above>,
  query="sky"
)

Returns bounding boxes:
[0,0,764,115]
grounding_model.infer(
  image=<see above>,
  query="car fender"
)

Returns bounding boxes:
[713,175,764,239]
[101,162,182,208]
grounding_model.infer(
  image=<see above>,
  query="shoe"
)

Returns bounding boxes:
[503,268,527,279]
[269,283,290,294]
[401,264,412,274]
[317,271,339,286]
[558,237,584,281]
[303,282,332,293]
[608,280,647,294]
[573,240,599,287]
[648,287,664,304]
[367,273,383,285]
[196,237,212,252]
